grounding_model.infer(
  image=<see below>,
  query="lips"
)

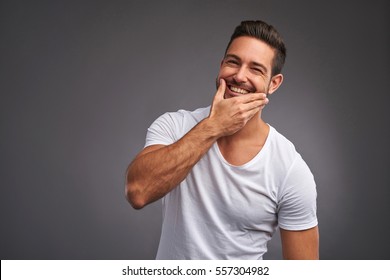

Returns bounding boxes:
[229,86,250,94]
[225,81,256,97]
[217,78,255,97]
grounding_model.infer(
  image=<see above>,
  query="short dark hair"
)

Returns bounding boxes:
[225,20,287,76]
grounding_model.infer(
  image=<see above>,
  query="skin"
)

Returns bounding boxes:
[126,36,319,259]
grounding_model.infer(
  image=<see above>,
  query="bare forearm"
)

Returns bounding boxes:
[126,118,219,209]
[126,79,268,209]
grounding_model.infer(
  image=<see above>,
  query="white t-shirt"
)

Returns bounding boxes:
[145,107,318,259]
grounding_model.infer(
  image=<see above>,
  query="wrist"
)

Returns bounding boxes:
[199,117,223,141]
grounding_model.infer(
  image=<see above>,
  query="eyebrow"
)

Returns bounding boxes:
[224,54,268,73]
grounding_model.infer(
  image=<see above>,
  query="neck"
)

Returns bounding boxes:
[216,111,270,166]
[219,111,268,144]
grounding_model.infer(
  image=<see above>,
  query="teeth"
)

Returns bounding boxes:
[230,86,249,94]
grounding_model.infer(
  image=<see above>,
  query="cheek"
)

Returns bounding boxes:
[253,77,270,93]
[219,66,236,77]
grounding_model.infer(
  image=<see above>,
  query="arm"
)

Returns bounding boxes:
[126,119,219,209]
[280,226,319,260]
[125,79,268,209]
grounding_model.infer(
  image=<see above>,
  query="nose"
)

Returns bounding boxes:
[233,66,248,84]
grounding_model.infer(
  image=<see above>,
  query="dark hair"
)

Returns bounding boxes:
[225,20,287,76]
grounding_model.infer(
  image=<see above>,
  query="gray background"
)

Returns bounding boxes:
[1,0,389,260]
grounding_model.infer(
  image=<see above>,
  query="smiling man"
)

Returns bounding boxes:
[126,20,319,260]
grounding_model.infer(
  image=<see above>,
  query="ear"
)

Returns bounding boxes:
[267,74,283,95]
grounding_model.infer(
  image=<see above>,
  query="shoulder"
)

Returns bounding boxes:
[157,106,210,124]
[268,127,317,230]
[145,106,210,145]
[177,106,210,122]
[266,125,315,191]
[267,125,299,169]
[268,125,314,179]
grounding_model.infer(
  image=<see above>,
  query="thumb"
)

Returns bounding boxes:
[214,79,226,101]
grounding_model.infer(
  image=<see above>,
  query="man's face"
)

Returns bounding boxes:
[217,36,276,99]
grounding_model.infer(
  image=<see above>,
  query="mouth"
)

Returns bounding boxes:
[216,78,255,97]
[228,85,250,94]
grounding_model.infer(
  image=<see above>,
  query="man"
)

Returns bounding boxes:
[126,20,319,260]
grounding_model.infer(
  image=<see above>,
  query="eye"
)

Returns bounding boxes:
[251,67,264,75]
[225,59,239,66]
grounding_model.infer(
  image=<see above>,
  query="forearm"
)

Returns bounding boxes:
[126,118,219,209]
[126,79,268,209]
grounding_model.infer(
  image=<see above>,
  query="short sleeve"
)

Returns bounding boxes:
[277,154,318,230]
[144,112,182,148]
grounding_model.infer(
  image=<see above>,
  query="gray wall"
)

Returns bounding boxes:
[1,0,389,259]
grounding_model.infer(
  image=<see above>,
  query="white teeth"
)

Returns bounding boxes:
[230,86,249,94]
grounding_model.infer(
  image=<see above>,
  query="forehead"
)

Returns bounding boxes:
[226,36,275,69]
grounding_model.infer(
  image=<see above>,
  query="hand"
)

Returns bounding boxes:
[208,79,269,137]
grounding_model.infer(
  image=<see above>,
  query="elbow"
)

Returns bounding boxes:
[125,182,148,210]
[125,167,148,209]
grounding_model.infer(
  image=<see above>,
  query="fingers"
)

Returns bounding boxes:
[208,86,269,137]
[230,93,269,112]
[214,79,226,102]
[236,92,268,104]
[242,95,269,118]
[247,98,269,110]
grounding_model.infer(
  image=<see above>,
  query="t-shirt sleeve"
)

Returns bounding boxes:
[144,112,182,147]
[277,154,318,230]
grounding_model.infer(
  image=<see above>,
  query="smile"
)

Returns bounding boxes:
[229,86,250,94]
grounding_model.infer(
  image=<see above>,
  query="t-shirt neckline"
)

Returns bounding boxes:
[213,124,273,169]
